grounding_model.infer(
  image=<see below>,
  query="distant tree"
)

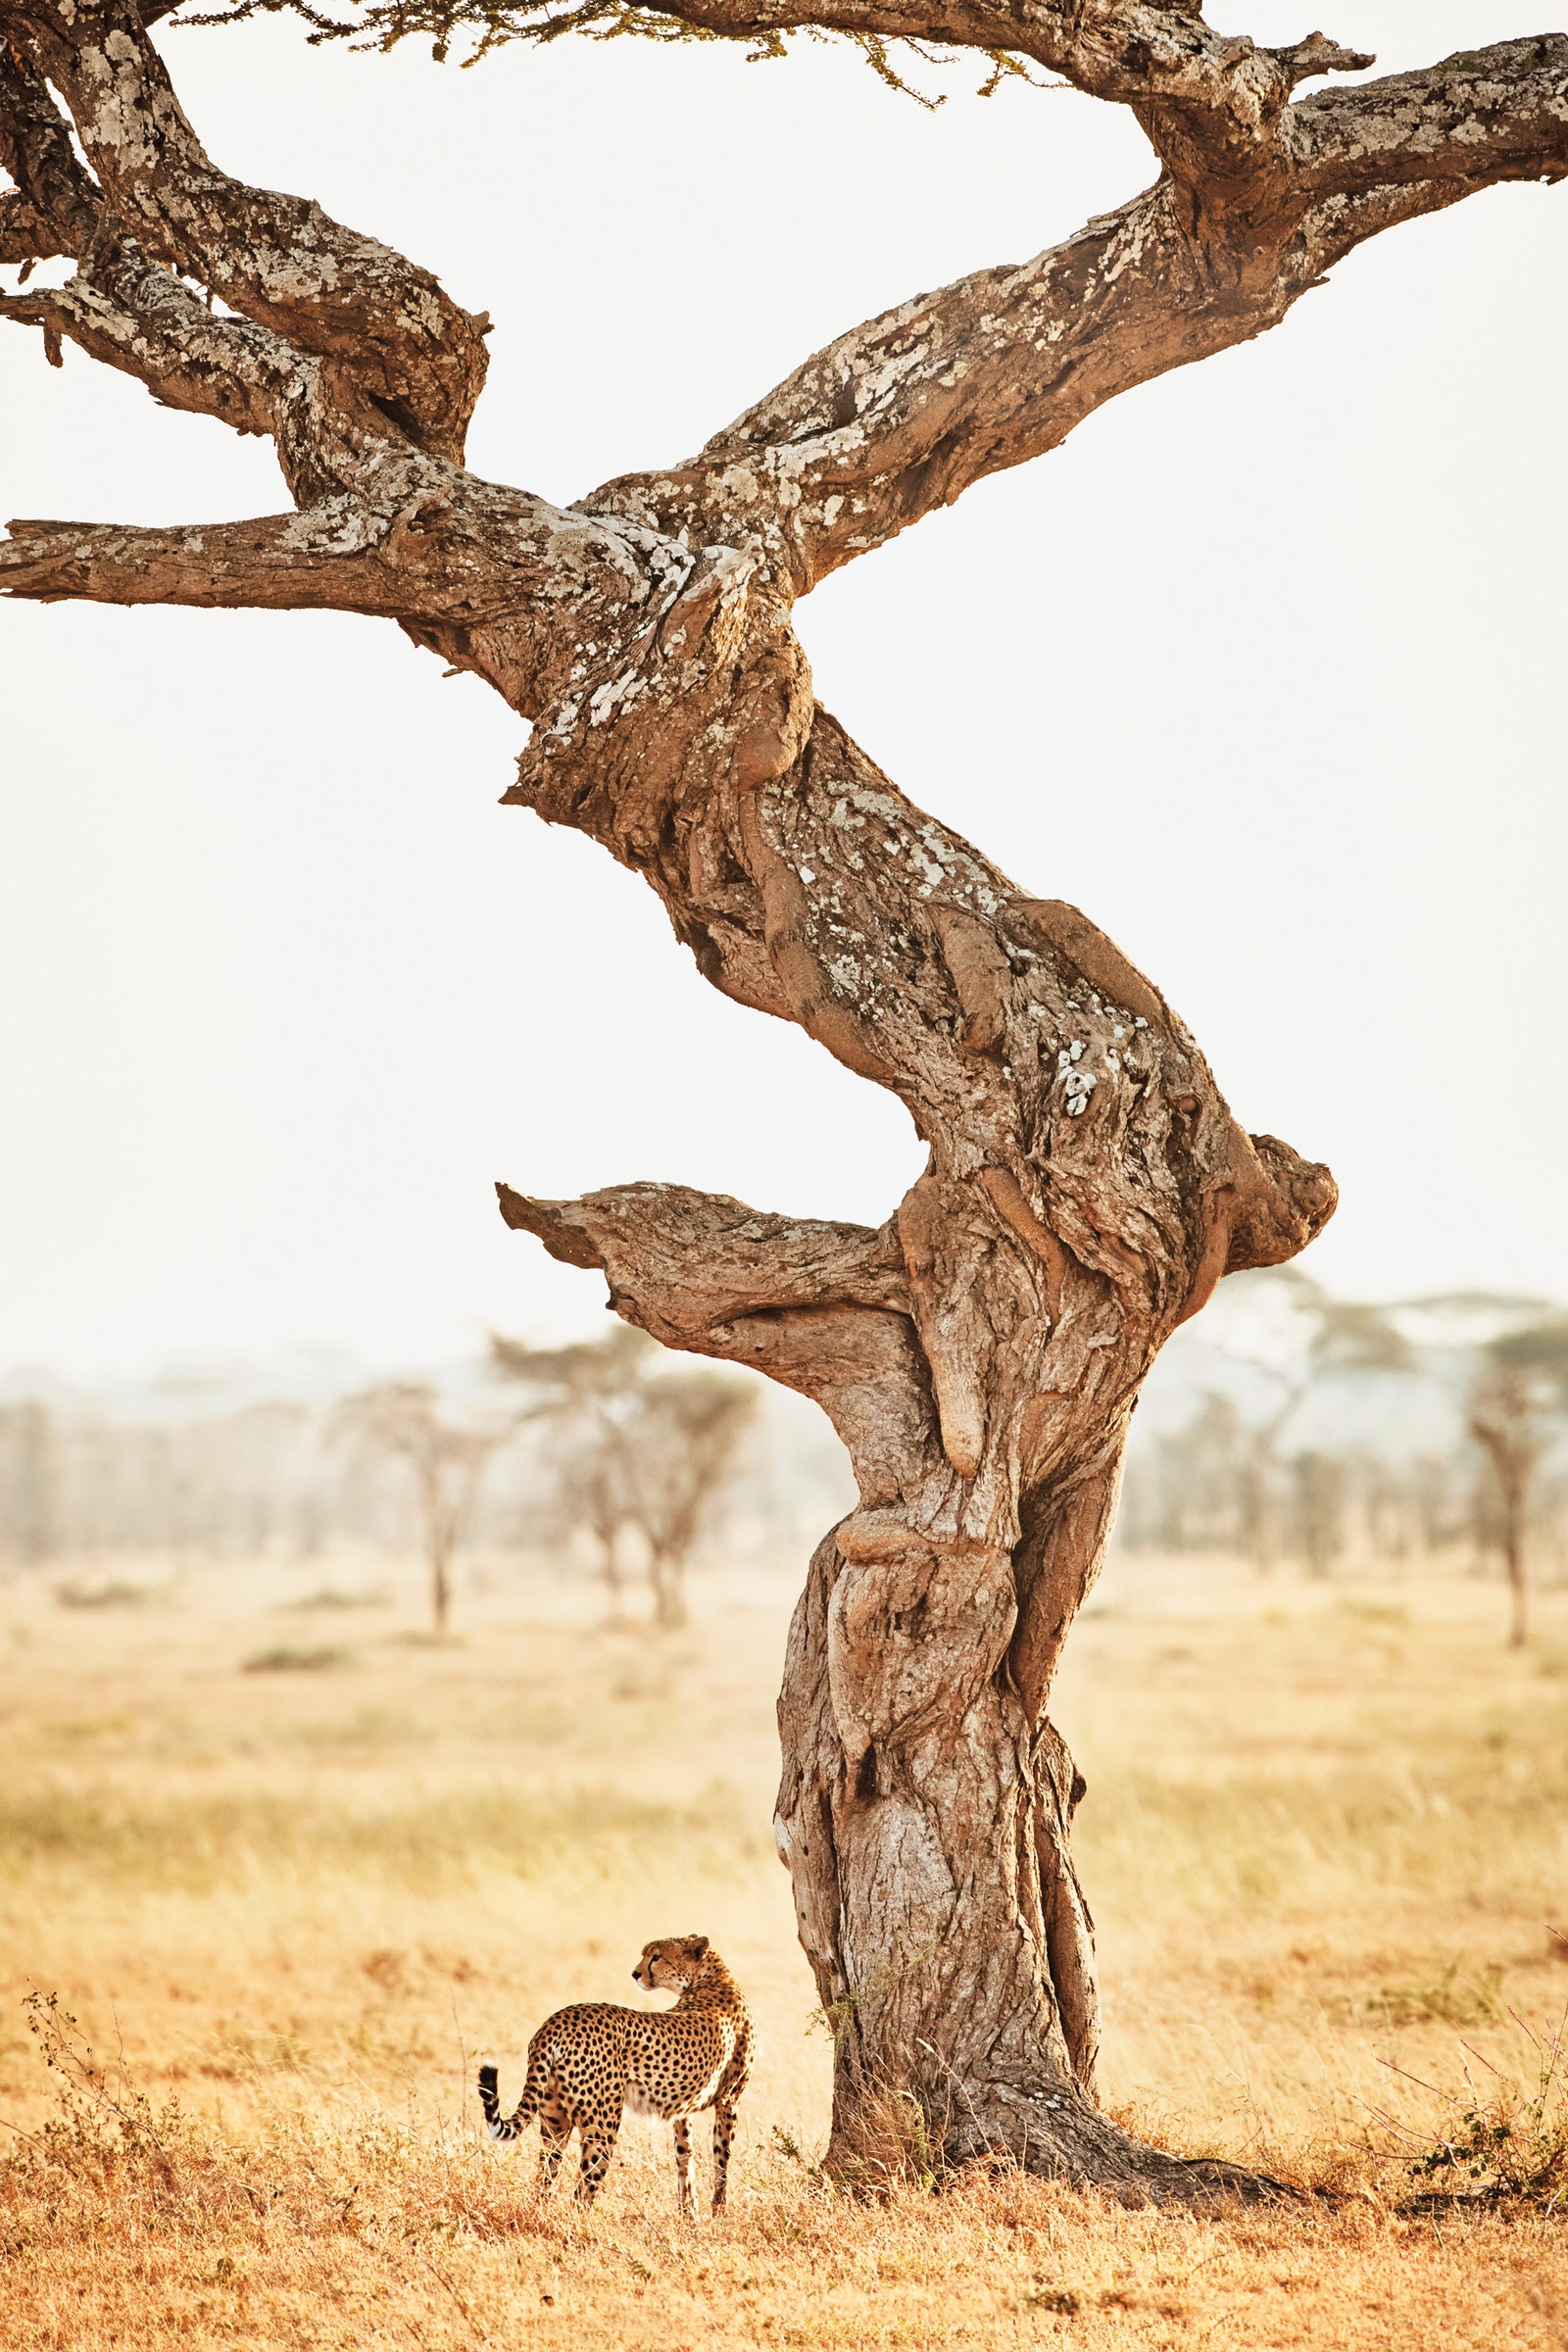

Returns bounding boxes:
[1182,1271,1413,1576]
[1144,1392,1245,1555]
[1308,1301,1413,1378]
[623,1374,759,1632]
[1289,1449,1348,1580]
[1356,1454,1414,1568]
[0,1401,58,1565]
[492,1329,755,1628]
[555,1435,634,1624]
[1469,1318,1568,1648]
[1408,1453,1463,1561]
[1279,1292,1411,1577]
[333,1383,514,1634]
[490,1326,655,1406]
[491,1326,654,1623]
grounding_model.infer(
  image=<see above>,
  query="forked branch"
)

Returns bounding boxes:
[3,0,488,459]
[589,34,1568,581]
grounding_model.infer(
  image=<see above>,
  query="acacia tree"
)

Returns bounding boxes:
[493,1330,756,1626]
[1469,1318,1568,1649]
[335,1381,513,1631]
[1180,1271,1414,1573]
[627,1373,759,1630]
[3,0,1563,2197]
[492,1327,656,1621]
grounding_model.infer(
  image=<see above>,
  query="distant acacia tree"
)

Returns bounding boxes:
[625,1373,759,1631]
[492,1329,756,1627]
[5,0,1564,2193]
[1289,1448,1348,1579]
[491,1326,655,1622]
[1277,1301,1412,1583]
[1469,1318,1568,1648]
[555,1430,634,1623]
[1162,1272,1413,1574]
[334,1383,513,1633]
[0,1401,58,1565]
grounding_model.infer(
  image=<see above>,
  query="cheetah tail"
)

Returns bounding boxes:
[477,2061,537,2143]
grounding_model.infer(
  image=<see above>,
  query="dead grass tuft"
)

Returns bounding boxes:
[243,1644,355,1674]
[1374,2001,1568,2214]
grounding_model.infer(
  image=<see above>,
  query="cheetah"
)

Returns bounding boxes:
[477,1935,752,2213]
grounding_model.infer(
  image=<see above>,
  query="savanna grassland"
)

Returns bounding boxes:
[1,1547,1565,2349]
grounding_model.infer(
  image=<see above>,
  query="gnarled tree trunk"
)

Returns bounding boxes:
[5,0,1565,2197]
[495,820,1334,2194]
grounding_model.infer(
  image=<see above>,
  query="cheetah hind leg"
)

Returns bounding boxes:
[710,2100,737,2214]
[574,2111,620,2205]
[536,2112,572,2200]
[672,2116,694,2217]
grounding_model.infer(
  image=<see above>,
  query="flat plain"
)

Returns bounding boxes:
[1,1547,1564,2348]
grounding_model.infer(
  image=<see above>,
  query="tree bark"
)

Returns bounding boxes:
[5,0,1566,2196]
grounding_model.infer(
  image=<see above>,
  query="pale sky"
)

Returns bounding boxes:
[1,3,1564,1380]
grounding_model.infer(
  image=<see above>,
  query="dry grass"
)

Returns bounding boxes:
[1,1547,1565,2346]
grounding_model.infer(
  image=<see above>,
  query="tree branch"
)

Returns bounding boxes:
[0,35,102,262]
[657,0,1373,153]
[496,1179,944,1498]
[0,506,421,609]
[496,1178,909,1336]
[585,35,1566,584]
[247,0,1372,160]
[0,47,328,460]
[588,175,1252,586]
[1289,35,1568,200]
[0,487,663,734]
[3,0,489,461]
[0,234,485,512]
[0,187,57,264]
[0,244,312,435]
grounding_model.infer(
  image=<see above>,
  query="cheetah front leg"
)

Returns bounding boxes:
[672,2116,694,2217]
[710,2100,737,2214]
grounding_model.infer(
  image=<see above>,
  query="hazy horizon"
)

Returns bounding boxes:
[6,1264,1561,1404]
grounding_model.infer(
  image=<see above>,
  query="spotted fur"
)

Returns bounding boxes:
[477,1935,753,2212]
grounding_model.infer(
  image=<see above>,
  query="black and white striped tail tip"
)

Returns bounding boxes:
[477,2062,510,2141]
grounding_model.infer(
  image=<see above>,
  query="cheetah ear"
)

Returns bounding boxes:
[690,1936,709,1959]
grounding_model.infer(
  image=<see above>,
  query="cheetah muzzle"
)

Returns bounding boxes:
[477,1934,753,2213]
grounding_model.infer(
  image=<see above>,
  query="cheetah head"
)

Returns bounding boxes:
[633,1935,710,1994]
